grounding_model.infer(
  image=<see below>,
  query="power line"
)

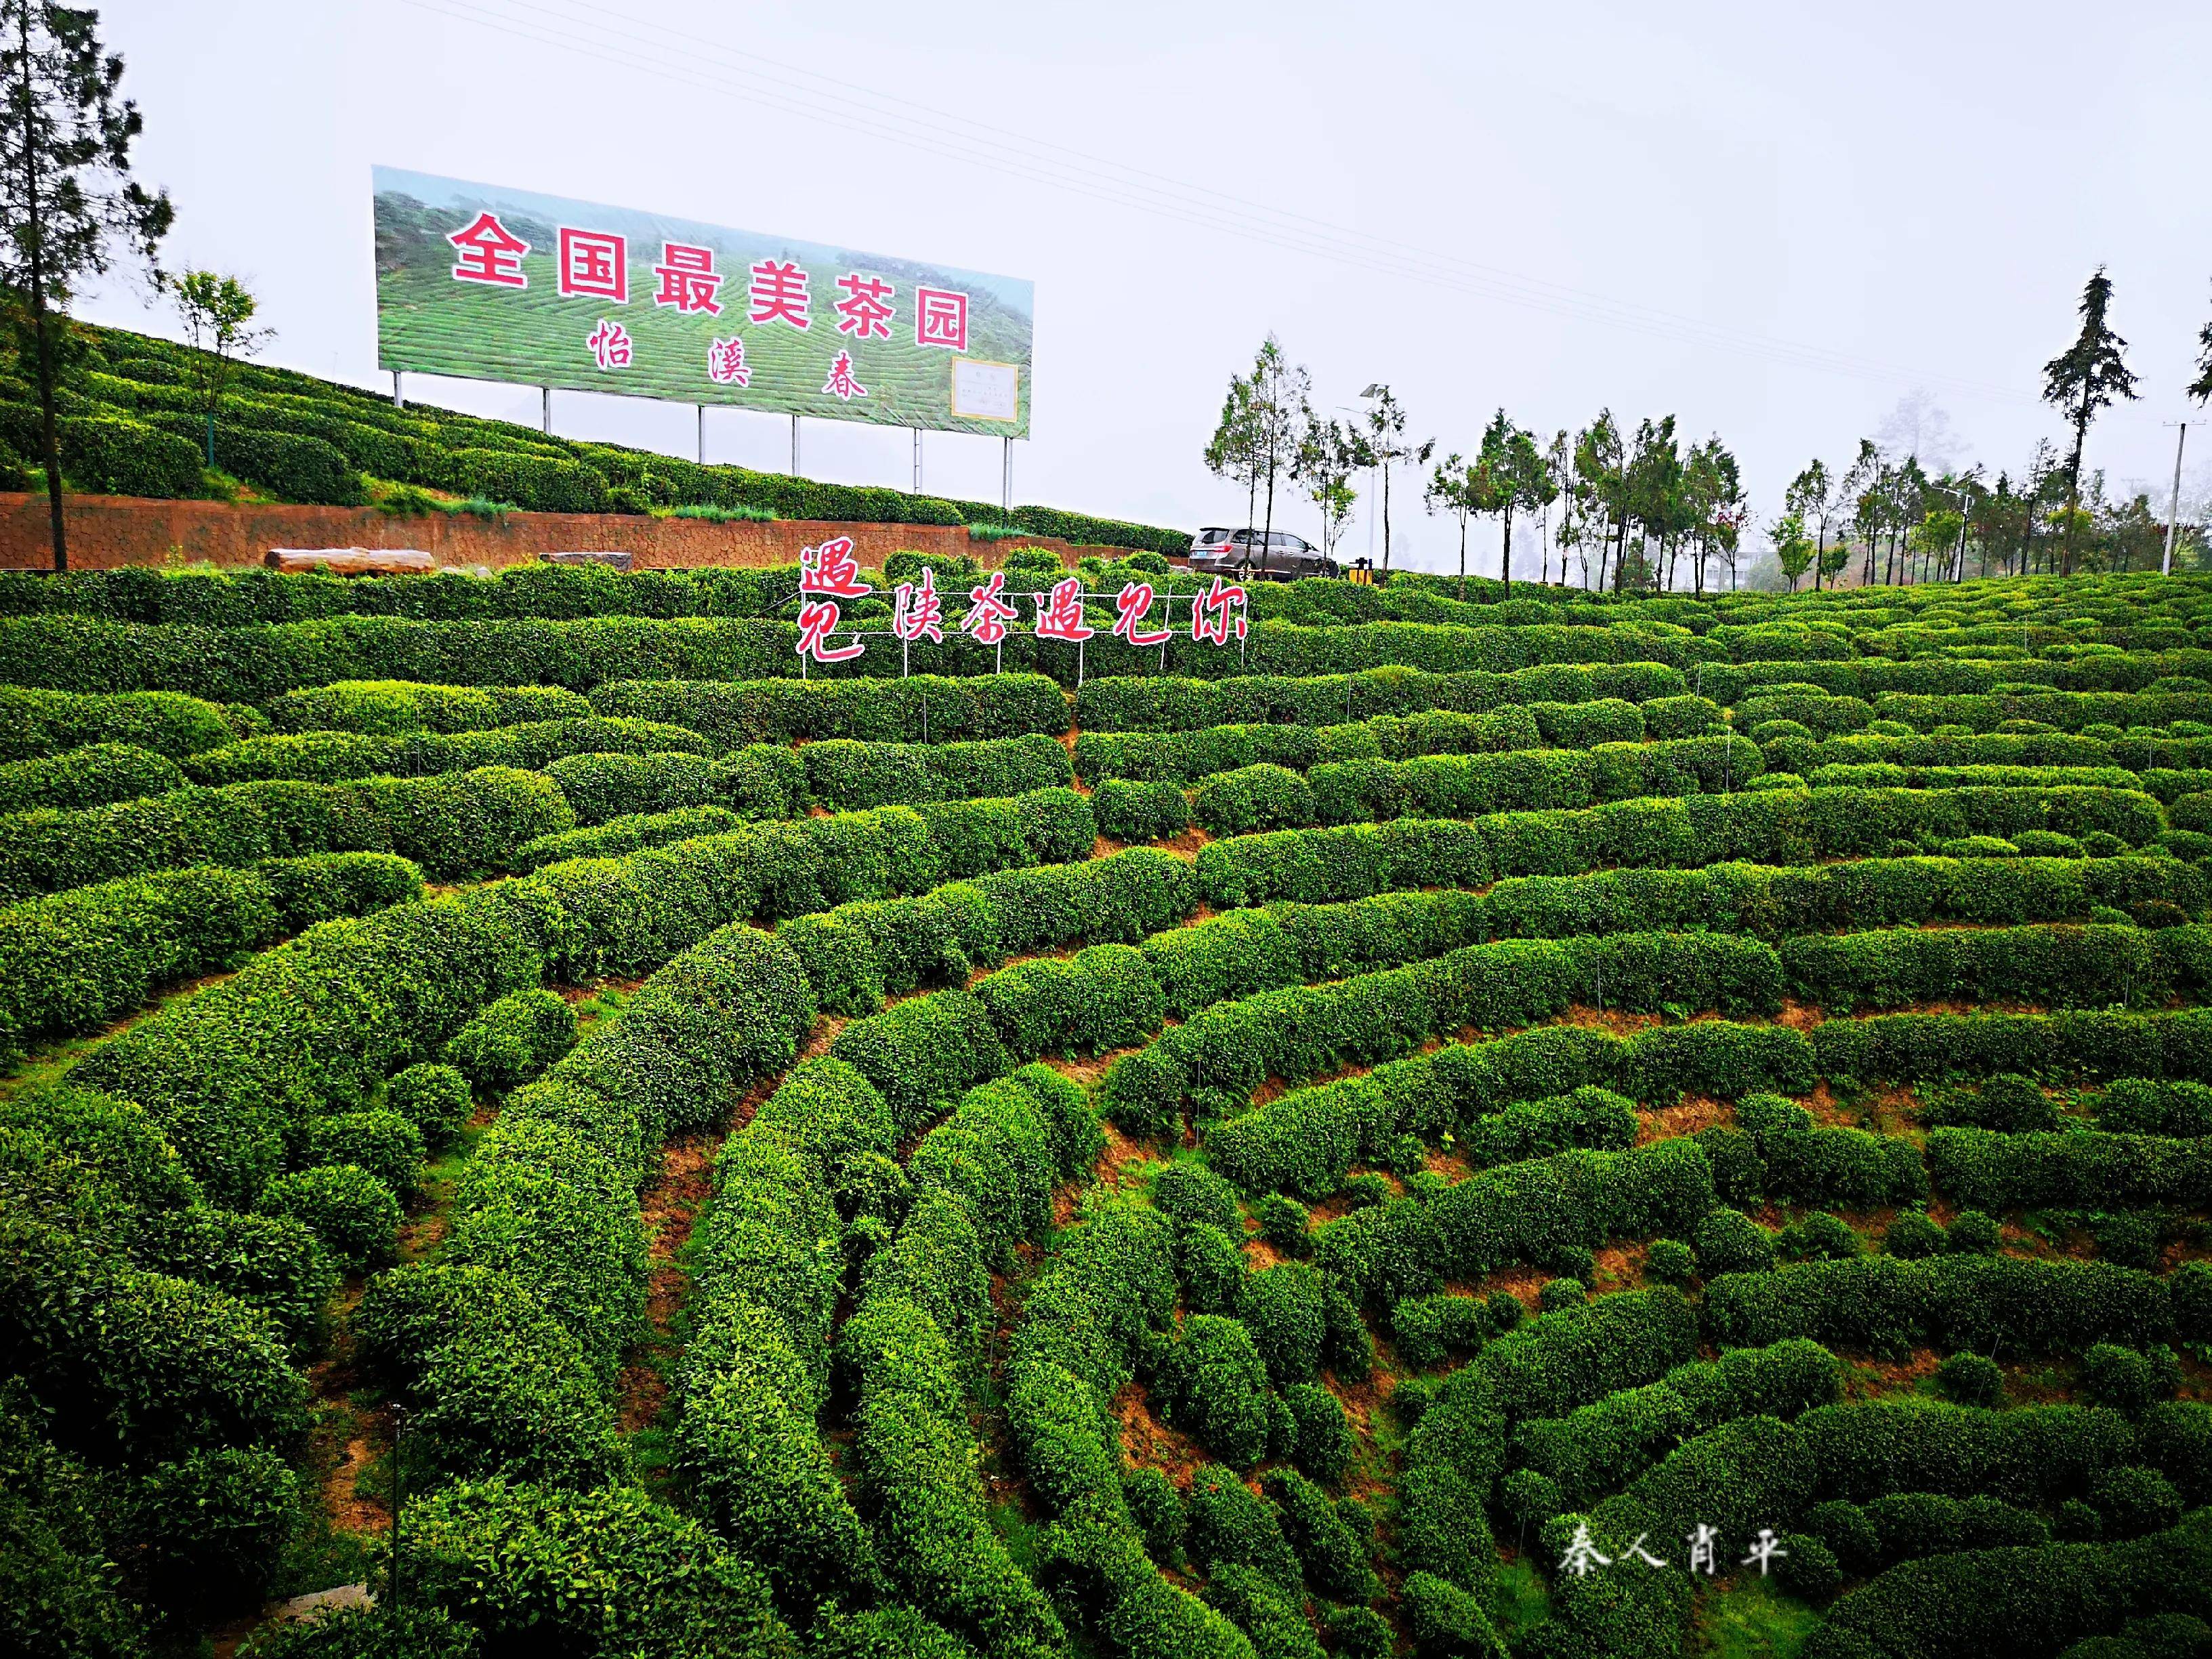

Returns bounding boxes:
[390,0,2039,406]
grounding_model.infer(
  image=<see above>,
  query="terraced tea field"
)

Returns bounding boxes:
[5,560,2211,1659]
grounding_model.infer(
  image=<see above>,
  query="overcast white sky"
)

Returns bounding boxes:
[85,0,2212,576]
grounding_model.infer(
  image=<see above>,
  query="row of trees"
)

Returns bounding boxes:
[1205,339,1754,597]
[1772,268,2212,590]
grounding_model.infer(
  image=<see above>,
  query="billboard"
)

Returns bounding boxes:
[371,167,1034,438]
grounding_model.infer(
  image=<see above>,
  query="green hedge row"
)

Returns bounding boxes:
[1926,1127,2212,1212]
[0,1215,308,1472]
[1781,921,2208,1012]
[593,673,1070,747]
[62,799,1072,1209]
[0,684,259,761]
[846,1066,1095,1656]
[0,852,421,1059]
[0,765,573,903]
[0,741,186,812]
[1767,728,2212,780]
[1511,1338,1841,1511]
[796,731,1072,811]
[1072,662,1693,733]
[1304,734,1764,825]
[1873,688,2212,734]
[1483,854,2206,941]
[268,679,591,734]
[466,923,812,1356]
[182,716,711,786]
[779,846,1197,1017]
[1005,1199,1251,1659]
[1705,1253,2175,1357]
[1070,696,1721,783]
[1194,785,2171,910]
[829,887,1503,1137]
[1210,1006,2212,1202]
[675,1057,888,1608]
[0,612,1738,700]
[1101,927,1829,1140]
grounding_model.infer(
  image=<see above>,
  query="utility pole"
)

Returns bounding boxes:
[2165,421,2190,576]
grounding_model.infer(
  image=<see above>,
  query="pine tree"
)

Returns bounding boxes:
[2041,268,2140,575]
[0,1,171,572]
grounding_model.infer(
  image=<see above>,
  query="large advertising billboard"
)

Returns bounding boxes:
[371,167,1034,438]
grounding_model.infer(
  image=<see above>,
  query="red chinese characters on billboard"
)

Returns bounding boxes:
[821,350,869,402]
[915,286,968,350]
[448,212,530,288]
[834,273,896,341]
[585,319,632,371]
[653,243,724,315]
[749,258,812,329]
[558,228,628,302]
[706,336,750,386]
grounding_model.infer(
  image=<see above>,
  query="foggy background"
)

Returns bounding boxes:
[82,0,2212,577]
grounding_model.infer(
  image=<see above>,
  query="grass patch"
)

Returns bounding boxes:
[1692,1574,1820,1659]
[987,1502,1045,1579]
[667,501,776,524]
[1490,1556,1552,1639]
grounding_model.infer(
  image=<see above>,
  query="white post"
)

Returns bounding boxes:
[1001,437,1011,516]
[541,387,551,435]
[791,413,800,477]
[392,371,404,409]
[696,404,705,466]
[913,428,922,493]
[2165,422,2190,577]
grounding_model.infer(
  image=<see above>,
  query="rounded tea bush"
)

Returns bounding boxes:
[1644,1238,1695,1285]
[302,1108,422,1201]
[257,1164,400,1272]
[386,1062,472,1150]
[1934,1351,2004,1408]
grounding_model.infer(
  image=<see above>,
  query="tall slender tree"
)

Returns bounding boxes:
[1540,429,1570,585]
[1203,369,1262,550]
[1772,510,1814,591]
[1362,387,1432,578]
[1423,450,1480,600]
[1473,409,1548,597]
[1573,411,1627,593]
[1295,411,1364,565]
[2041,268,2140,576]
[0,1,171,572]
[1242,335,1309,579]
[1783,459,1833,589]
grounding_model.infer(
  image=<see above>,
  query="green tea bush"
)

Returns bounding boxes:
[440,988,576,1092]
[257,1164,399,1272]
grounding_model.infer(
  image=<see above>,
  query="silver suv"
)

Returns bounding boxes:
[1187,527,1337,582]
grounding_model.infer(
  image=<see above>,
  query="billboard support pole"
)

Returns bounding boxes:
[696,405,705,467]
[391,371,403,409]
[791,415,800,477]
[541,387,551,436]
[1001,438,1011,516]
[912,429,921,494]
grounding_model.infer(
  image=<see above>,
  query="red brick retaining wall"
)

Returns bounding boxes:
[0,493,1095,574]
